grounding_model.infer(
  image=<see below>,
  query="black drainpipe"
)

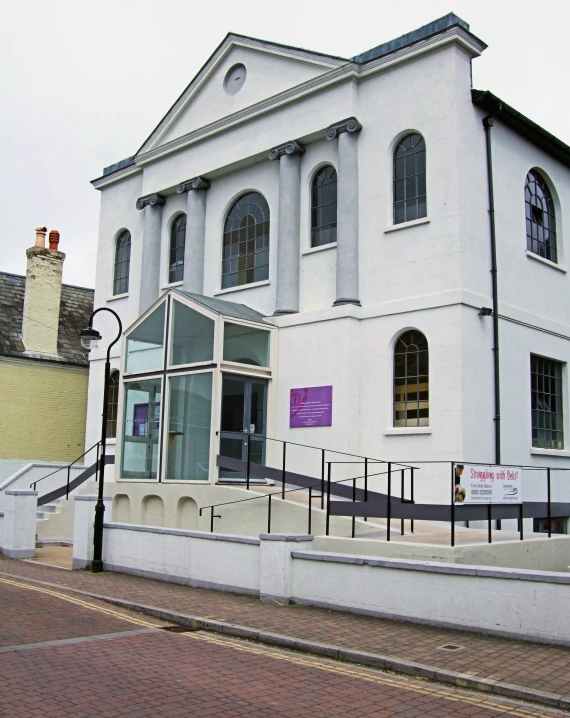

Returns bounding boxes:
[483,113,501,465]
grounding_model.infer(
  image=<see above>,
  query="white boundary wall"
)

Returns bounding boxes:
[71,515,570,646]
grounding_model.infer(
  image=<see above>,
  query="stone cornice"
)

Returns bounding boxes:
[176,176,211,193]
[268,140,305,161]
[91,163,142,190]
[326,117,362,141]
[136,193,166,210]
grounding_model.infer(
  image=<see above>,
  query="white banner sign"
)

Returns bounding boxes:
[454,464,523,504]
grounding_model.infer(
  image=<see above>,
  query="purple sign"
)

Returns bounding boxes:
[290,386,333,428]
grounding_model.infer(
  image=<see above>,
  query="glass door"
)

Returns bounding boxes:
[219,375,267,480]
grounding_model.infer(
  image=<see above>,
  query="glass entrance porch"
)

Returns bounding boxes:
[119,290,272,483]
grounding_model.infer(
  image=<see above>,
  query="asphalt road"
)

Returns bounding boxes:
[0,577,562,717]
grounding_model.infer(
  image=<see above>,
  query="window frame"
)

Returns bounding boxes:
[106,370,120,439]
[113,230,131,296]
[525,169,557,264]
[393,330,429,428]
[221,192,270,290]
[530,353,564,450]
[392,133,427,226]
[310,164,338,248]
[168,213,187,285]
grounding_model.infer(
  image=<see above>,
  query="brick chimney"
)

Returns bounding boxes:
[22,227,66,355]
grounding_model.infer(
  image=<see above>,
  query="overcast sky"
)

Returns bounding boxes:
[1,0,568,288]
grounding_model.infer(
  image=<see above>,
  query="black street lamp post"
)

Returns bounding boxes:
[80,308,122,573]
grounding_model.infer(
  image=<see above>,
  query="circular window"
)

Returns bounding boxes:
[224,64,246,95]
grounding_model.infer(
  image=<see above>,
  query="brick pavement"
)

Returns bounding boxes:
[1,555,570,706]
[0,580,561,718]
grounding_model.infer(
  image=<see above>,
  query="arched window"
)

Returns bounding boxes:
[113,231,131,295]
[393,133,426,225]
[107,370,120,439]
[525,170,557,263]
[311,165,337,247]
[394,330,429,427]
[222,192,269,289]
[169,214,186,283]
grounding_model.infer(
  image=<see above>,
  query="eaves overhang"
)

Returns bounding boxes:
[472,89,570,169]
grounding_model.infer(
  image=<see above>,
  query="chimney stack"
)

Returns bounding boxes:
[22,228,65,356]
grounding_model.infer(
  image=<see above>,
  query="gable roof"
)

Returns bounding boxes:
[174,289,267,323]
[0,272,94,367]
[96,13,481,181]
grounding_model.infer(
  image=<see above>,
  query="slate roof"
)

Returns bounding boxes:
[0,272,94,367]
[174,289,267,323]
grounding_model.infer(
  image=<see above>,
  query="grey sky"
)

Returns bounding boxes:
[1,0,568,288]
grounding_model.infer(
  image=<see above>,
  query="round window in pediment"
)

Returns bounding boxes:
[224,63,246,95]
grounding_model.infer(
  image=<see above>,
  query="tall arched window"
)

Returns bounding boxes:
[311,165,337,247]
[394,330,429,427]
[393,133,426,225]
[169,214,186,283]
[106,370,120,439]
[525,169,557,263]
[222,192,269,289]
[113,231,131,295]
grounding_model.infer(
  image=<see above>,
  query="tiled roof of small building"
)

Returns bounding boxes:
[0,272,94,367]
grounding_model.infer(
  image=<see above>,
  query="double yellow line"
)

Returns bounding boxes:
[0,576,555,717]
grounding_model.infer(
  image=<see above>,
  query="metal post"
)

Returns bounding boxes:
[519,503,524,540]
[246,435,251,491]
[326,462,331,536]
[267,494,272,534]
[282,442,286,499]
[411,467,415,534]
[321,449,325,510]
[387,462,391,542]
[364,458,368,522]
[400,469,404,536]
[488,503,492,544]
[66,466,71,500]
[95,442,100,482]
[547,468,552,538]
[450,462,455,548]
[211,506,214,533]
[308,486,312,534]
[352,477,356,538]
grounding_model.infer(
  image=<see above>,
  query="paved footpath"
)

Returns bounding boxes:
[0,576,564,718]
[1,555,569,714]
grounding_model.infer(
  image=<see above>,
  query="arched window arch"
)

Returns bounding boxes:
[106,370,120,439]
[311,165,337,247]
[393,133,426,225]
[113,231,131,295]
[169,214,186,283]
[222,192,269,289]
[525,169,557,263]
[394,330,429,427]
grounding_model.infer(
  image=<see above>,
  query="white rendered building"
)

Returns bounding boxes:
[86,14,570,532]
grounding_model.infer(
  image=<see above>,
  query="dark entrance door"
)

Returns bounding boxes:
[219,375,267,481]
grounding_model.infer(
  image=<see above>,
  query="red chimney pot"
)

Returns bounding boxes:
[48,230,60,250]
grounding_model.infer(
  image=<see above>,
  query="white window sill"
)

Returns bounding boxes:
[214,280,270,296]
[384,217,430,234]
[107,293,129,302]
[302,243,337,256]
[385,427,431,436]
[530,447,570,458]
[525,251,566,273]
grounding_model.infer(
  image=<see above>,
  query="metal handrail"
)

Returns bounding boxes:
[30,442,101,496]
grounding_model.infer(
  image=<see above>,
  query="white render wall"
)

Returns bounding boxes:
[86,32,570,493]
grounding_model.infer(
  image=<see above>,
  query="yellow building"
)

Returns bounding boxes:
[0,228,94,462]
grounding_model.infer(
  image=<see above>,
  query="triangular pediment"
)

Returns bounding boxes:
[137,35,346,155]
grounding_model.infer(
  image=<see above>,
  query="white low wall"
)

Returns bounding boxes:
[290,551,570,645]
[71,512,570,645]
[0,463,86,509]
[102,523,261,594]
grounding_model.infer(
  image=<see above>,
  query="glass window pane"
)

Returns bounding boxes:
[166,373,212,481]
[121,378,162,479]
[531,355,564,449]
[169,300,215,367]
[126,302,165,372]
[223,322,270,367]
